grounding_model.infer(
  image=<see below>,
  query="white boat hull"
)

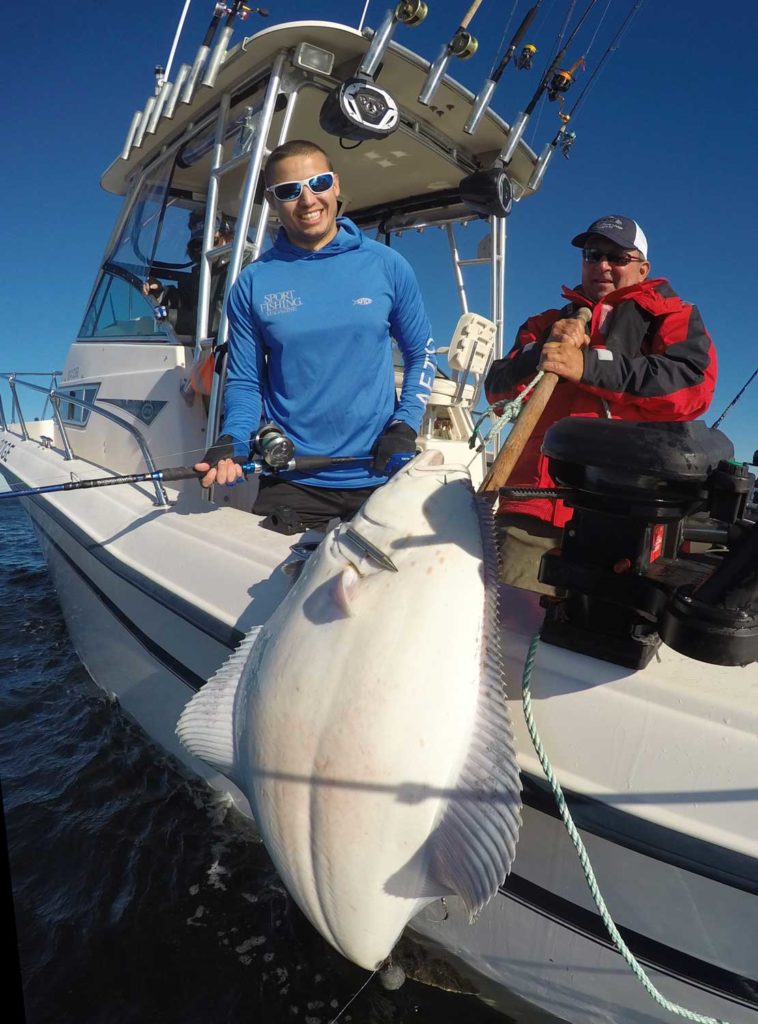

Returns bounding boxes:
[3,431,756,1024]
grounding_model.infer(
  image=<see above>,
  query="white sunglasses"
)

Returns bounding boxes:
[266,172,336,203]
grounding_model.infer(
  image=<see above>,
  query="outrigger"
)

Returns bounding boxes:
[1,6,757,1024]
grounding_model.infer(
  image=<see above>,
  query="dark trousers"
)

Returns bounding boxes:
[495,512,563,596]
[253,477,378,534]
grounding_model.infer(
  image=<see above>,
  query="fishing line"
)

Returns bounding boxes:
[528,90,551,145]
[327,968,379,1024]
[556,0,645,127]
[492,0,521,64]
[581,0,612,62]
[538,0,576,80]
[532,0,558,36]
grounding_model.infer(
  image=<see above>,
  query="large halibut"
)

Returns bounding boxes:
[177,450,522,969]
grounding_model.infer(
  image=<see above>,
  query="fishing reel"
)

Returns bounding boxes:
[214,3,267,19]
[254,422,295,469]
[559,129,577,158]
[395,0,428,26]
[458,167,513,218]
[320,76,399,141]
[547,69,573,102]
[547,57,584,102]
[516,43,537,70]
[449,28,479,60]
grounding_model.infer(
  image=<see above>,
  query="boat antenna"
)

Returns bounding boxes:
[712,367,758,430]
[358,0,372,32]
[526,0,644,189]
[500,0,601,163]
[465,1,545,134]
[161,0,194,87]
[418,0,487,106]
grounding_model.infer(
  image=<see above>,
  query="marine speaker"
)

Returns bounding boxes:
[319,77,399,142]
[459,167,513,218]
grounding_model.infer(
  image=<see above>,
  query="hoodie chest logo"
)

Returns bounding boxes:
[353,297,373,306]
[261,290,303,316]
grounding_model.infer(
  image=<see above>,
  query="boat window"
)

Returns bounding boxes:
[79,268,171,339]
[60,384,100,426]
[78,135,232,342]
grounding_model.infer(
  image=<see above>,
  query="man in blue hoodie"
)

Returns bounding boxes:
[195,139,436,533]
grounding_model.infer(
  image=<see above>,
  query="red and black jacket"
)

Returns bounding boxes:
[484,278,717,527]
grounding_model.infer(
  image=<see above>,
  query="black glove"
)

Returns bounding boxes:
[372,421,417,474]
[200,434,235,467]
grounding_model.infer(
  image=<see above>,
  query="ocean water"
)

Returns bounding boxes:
[1,501,512,1024]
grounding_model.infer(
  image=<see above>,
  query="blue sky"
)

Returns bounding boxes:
[1,0,756,461]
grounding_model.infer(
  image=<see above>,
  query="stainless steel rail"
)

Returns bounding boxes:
[0,374,170,506]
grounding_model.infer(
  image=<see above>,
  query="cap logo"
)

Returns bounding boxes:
[594,217,624,231]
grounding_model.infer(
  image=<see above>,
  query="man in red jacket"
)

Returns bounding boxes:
[485,214,717,593]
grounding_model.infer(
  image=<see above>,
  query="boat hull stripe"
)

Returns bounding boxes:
[499,872,758,1008]
[39,517,208,692]
[520,774,758,897]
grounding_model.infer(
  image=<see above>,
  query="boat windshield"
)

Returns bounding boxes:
[79,123,235,342]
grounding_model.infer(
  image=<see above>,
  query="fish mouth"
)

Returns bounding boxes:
[406,449,444,470]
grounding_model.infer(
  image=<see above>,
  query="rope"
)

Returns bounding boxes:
[468,369,545,450]
[521,634,731,1024]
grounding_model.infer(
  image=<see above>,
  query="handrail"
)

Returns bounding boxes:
[1,373,170,507]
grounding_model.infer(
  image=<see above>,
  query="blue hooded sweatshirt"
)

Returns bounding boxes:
[222,217,436,488]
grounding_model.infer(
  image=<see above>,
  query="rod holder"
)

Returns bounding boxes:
[181,44,211,105]
[464,77,496,135]
[500,110,528,164]
[201,26,234,89]
[418,45,449,106]
[359,8,396,78]
[526,141,556,192]
[121,111,142,160]
[146,80,172,134]
[163,64,190,119]
[132,97,156,149]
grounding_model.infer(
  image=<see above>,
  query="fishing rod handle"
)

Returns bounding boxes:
[460,0,484,31]
[160,455,374,480]
[159,455,258,482]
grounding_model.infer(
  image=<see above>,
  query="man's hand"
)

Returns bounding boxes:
[372,421,417,474]
[142,277,164,301]
[194,434,245,488]
[546,316,590,350]
[538,311,590,382]
[539,339,585,382]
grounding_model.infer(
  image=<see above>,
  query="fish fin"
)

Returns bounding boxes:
[427,495,522,919]
[333,565,360,617]
[175,624,264,784]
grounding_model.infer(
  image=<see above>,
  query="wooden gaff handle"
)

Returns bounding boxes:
[478,305,592,495]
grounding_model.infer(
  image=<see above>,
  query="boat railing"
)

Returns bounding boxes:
[0,373,170,506]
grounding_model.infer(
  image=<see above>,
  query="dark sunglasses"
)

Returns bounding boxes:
[266,172,336,203]
[583,247,645,267]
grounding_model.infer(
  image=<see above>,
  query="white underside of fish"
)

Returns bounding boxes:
[178,450,522,970]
